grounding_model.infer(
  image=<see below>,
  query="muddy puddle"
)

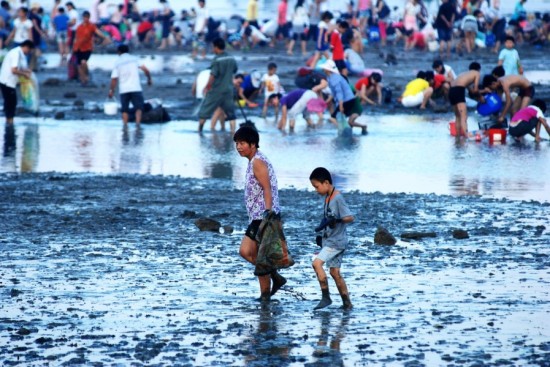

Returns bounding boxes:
[0,174,548,365]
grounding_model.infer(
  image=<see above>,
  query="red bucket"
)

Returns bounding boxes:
[487,128,507,144]
[449,121,457,136]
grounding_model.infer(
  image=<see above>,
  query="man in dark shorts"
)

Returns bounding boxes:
[108,44,152,125]
[449,62,481,138]
[198,38,238,132]
[234,125,286,303]
[72,11,110,86]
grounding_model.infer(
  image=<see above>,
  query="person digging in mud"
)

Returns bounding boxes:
[309,167,354,310]
[234,125,286,303]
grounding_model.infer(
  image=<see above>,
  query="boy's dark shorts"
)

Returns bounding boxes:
[245,220,262,241]
[334,59,347,73]
[518,85,535,98]
[331,98,360,118]
[75,50,92,64]
[120,91,145,113]
[509,117,538,137]
[437,27,452,42]
[449,86,466,106]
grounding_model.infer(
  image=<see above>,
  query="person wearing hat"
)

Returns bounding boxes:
[238,70,261,108]
[322,59,367,135]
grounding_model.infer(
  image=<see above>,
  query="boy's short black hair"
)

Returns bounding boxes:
[432,60,443,70]
[469,62,481,71]
[233,125,260,148]
[310,167,332,184]
[483,75,497,88]
[82,10,91,17]
[370,72,382,83]
[267,93,282,102]
[416,70,427,80]
[235,73,244,80]
[338,20,349,29]
[21,40,35,49]
[532,99,547,113]
[321,11,333,21]
[268,62,277,70]
[505,35,515,43]
[118,44,130,54]
[473,9,483,17]
[58,6,64,13]
[425,70,435,82]
[212,37,225,50]
[491,65,505,77]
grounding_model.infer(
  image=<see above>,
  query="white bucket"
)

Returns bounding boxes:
[103,101,118,115]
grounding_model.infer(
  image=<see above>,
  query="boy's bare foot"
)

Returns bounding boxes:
[361,127,368,135]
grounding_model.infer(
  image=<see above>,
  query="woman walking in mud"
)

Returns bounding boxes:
[233,125,287,303]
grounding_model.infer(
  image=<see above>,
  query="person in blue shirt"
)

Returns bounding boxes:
[321,59,367,135]
[498,36,522,76]
[53,7,69,64]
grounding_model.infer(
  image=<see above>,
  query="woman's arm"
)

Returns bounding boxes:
[253,159,272,210]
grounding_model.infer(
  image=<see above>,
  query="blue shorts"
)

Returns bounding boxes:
[437,27,452,42]
[316,247,345,268]
[120,91,144,113]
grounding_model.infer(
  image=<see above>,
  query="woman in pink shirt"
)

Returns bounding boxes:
[509,99,550,142]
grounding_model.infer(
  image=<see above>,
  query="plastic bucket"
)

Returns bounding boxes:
[449,121,457,136]
[103,101,118,115]
[488,128,507,144]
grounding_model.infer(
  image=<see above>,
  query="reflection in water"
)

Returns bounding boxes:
[243,303,292,367]
[311,311,350,366]
[201,132,234,180]
[74,133,93,169]
[21,124,40,173]
[449,176,481,196]
[119,125,144,173]
[2,124,16,171]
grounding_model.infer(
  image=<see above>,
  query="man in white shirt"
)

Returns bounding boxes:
[0,40,34,124]
[108,44,152,125]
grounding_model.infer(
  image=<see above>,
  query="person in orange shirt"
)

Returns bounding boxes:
[73,11,110,86]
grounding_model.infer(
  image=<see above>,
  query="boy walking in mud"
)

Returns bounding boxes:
[449,62,482,138]
[234,125,287,303]
[309,167,354,310]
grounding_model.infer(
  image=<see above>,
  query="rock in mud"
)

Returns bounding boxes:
[43,78,62,86]
[401,231,437,240]
[64,92,77,98]
[374,226,397,245]
[453,229,469,239]
[194,218,221,232]
[181,210,197,218]
[54,112,65,120]
[73,100,84,107]
[222,225,234,234]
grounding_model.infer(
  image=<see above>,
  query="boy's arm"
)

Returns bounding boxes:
[340,215,354,224]
[499,85,512,121]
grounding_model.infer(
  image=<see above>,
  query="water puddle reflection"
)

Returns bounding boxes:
[1,114,549,202]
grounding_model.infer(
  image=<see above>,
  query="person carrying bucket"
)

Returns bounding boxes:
[449,62,482,139]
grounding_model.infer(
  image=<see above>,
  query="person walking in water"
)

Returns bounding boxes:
[234,125,287,303]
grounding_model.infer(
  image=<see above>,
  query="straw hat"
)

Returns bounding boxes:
[321,59,339,74]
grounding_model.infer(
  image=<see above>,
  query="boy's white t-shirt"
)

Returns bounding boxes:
[111,53,144,94]
[13,18,33,44]
[261,73,280,99]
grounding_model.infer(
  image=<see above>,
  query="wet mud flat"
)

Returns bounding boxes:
[0,173,549,366]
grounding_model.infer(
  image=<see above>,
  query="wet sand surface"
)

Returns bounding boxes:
[1,173,549,365]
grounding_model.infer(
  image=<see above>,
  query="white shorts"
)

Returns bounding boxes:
[315,246,345,268]
[402,91,424,108]
[288,90,317,119]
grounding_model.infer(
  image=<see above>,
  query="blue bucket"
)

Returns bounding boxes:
[477,93,503,116]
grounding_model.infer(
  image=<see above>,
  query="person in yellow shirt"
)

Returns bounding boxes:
[400,71,434,109]
[246,0,259,29]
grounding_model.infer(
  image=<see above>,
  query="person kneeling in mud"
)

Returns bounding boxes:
[509,99,550,143]
[234,126,286,302]
[309,167,354,310]
[277,89,318,132]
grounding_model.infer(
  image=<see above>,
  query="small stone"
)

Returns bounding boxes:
[73,99,84,107]
[63,91,77,98]
[54,111,65,120]
[374,226,396,245]
[181,210,197,219]
[43,78,62,86]
[222,225,234,234]
[452,229,469,239]
[194,217,221,232]
[17,327,31,335]
[10,288,22,297]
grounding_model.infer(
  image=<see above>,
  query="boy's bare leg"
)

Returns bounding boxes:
[348,113,367,134]
[330,268,352,309]
[313,258,332,309]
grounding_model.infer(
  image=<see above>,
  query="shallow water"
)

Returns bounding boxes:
[1,114,549,202]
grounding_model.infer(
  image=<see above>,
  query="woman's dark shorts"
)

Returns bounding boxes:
[245,220,262,241]
[75,50,92,64]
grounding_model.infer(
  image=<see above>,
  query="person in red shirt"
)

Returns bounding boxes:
[73,11,110,85]
[330,20,347,76]
[137,16,154,46]
[430,70,450,102]
[355,72,383,105]
[270,0,289,47]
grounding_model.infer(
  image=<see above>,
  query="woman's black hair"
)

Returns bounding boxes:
[532,99,547,114]
[309,167,332,184]
[233,125,260,148]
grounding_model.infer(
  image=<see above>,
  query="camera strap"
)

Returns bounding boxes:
[323,187,336,218]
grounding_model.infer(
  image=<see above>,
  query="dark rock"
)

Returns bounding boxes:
[54,111,65,120]
[74,99,84,107]
[181,210,197,218]
[453,229,469,239]
[222,225,234,234]
[374,226,397,245]
[43,78,62,86]
[63,91,77,98]
[194,217,221,232]
[10,288,22,297]
[17,327,31,335]
[401,231,437,240]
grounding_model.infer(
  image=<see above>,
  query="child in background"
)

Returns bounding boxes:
[53,7,69,64]
[498,35,523,76]
[509,99,549,142]
[309,167,354,310]
[308,11,333,69]
[260,62,283,119]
